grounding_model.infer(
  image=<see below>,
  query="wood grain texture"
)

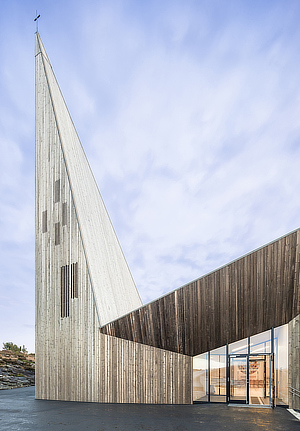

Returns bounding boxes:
[101,230,300,356]
[289,314,300,410]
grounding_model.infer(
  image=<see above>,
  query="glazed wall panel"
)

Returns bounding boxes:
[289,314,300,410]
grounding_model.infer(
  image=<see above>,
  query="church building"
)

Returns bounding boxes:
[35,31,300,409]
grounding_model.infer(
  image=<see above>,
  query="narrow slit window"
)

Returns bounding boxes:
[62,202,67,226]
[61,266,65,318]
[42,210,47,233]
[55,222,60,246]
[74,262,78,298]
[61,265,70,318]
[71,262,78,299]
[66,264,69,317]
[54,179,60,203]
[64,265,67,318]
[71,262,74,299]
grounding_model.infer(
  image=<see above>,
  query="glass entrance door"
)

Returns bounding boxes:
[249,354,273,406]
[229,355,247,403]
[229,353,274,405]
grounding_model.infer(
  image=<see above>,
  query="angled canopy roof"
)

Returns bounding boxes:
[101,229,300,356]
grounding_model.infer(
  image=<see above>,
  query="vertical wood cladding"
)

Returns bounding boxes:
[289,314,300,410]
[101,230,300,357]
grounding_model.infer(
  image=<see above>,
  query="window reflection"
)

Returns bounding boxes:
[193,353,208,402]
[229,337,248,354]
[275,324,288,405]
[192,323,288,405]
[210,346,226,402]
[250,330,271,354]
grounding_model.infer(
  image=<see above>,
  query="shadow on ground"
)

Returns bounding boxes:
[0,387,299,431]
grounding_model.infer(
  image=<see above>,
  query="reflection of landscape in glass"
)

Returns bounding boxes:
[250,330,271,354]
[193,353,208,401]
[275,324,288,405]
[230,356,247,402]
[249,356,271,405]
[192,323,288,405]
[229,337,248,354]
[210,346,226,402]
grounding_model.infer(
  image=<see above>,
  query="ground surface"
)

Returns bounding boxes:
[0,387,299,431]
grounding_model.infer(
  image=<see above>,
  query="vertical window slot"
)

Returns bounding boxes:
[60,264,74,318]
[66,264,69,317]
[74,262,78,298]
[61,266,65,318]
[55,222,60,246]
[42,210,47,233]
[62,202,67,226]
[54,179,60,203]
[71,263,74,299]
[61,265,70,318]
[70,262,78,299]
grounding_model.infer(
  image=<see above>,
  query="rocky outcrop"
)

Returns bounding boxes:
[0,351,35,390]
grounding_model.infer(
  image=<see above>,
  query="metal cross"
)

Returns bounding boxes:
[34,10,41,31]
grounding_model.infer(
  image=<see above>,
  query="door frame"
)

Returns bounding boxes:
[228,353,249,404]
[227,352,274,406]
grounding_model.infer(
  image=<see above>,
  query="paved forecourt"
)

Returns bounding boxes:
[0,387,299,431]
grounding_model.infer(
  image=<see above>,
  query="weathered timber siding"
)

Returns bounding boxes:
[289,314,300,410]
[36,331,192,404]
[101,230,300,356]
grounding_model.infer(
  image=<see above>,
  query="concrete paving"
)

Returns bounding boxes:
[0,387,299,431]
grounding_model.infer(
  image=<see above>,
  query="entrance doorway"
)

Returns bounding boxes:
[229,355,247,403]
[193,326,288,406]
[228,353,274,406]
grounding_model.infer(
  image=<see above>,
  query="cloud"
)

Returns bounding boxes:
[75,2,300,303]
[1,0,300,350]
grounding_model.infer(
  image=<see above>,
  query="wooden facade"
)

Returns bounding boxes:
[101,230,300,357]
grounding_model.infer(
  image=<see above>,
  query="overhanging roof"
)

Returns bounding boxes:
[100,229,300,356]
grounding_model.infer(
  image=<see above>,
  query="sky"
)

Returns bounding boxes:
[1,0,300,353]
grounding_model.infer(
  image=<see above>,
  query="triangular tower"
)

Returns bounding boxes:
[35,31,142,326]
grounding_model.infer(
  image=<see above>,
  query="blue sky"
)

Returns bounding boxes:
[1,0,300,353]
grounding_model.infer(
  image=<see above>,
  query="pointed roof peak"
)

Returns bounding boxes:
[35,32,50,65]
[35,33,143,325]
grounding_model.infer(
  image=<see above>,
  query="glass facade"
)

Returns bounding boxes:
[193,323,288,406]
[229,337,248,355]
[275,324,288,405]
[210,346,226,402]
[250,330,271,354]
[229,355,247,403]
[193,353,208,402]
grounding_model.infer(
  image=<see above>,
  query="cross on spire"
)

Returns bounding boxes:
[34,10,41,32]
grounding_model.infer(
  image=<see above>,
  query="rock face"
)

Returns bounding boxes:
[0,351,35,390]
